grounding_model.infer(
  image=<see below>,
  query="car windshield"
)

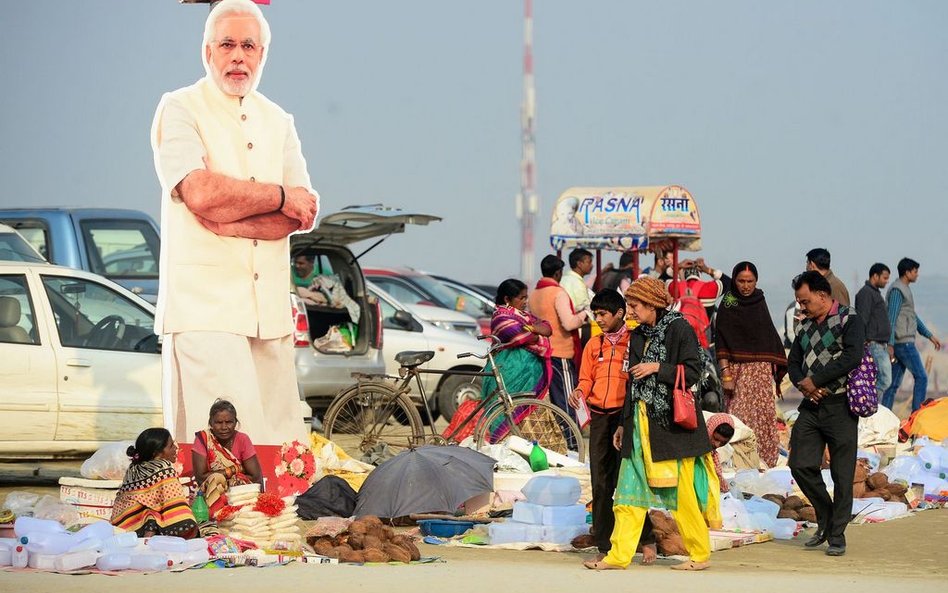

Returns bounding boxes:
[412,274,484,318]
[0,231,46,263]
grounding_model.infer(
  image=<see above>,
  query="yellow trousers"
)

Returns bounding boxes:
[603,456,712,567]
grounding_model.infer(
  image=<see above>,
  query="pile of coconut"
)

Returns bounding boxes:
[760,494,817,523]
[305,515,420,564]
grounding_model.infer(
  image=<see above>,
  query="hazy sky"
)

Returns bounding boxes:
[3,1,947,301]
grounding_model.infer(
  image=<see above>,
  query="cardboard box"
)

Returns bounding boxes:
[59,477,122,523]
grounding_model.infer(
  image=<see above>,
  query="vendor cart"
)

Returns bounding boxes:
[549,185,702,282]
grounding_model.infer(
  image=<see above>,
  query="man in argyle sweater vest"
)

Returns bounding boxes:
[787,271,865,557]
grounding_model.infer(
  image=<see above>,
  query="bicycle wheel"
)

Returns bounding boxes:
[323,381,424,461]
[475,397,586,462]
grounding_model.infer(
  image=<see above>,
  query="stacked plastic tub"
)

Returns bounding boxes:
[489,476,589,545]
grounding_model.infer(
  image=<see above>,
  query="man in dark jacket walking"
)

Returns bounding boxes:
[854,263,892,399]
[788,271,865,557]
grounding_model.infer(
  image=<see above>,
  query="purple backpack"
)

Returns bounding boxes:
[847,345,878,417]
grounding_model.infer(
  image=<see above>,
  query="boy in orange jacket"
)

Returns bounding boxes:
[569,290,655,562]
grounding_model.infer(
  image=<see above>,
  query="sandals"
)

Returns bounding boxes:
[670,560,710,571]
[583,559,625,570]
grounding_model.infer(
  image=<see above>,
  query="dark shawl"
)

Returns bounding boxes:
[715,285,788,388]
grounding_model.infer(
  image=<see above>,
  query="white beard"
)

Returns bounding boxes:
[212,70,254,97]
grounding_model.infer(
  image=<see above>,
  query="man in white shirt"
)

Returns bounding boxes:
[151,0,318,445]
[560,248,593,313]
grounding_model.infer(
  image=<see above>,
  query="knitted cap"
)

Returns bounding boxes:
[624,276,673,309]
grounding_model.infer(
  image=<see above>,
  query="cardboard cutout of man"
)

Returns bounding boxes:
[151,0,318,445]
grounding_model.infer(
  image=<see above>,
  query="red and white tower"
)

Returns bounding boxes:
[516,0,539,284]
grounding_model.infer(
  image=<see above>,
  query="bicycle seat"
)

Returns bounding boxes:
[395,350,435,368]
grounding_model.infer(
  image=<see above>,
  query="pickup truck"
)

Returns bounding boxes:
[0,208,161,303]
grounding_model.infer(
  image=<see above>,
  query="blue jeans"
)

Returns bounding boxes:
[882,342,928,411]
[867,342,892,398]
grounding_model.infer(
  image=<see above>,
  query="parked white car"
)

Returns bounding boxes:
[368,282,488,421]
[0,261,163,457]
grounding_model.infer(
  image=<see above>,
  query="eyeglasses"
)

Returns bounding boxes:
[212,38,261,56]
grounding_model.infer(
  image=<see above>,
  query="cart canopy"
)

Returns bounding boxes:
[549,185,701,252]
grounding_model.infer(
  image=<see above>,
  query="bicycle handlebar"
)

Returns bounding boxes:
[459,334,505,360]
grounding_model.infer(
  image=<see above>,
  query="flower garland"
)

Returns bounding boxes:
[275,439,317,496]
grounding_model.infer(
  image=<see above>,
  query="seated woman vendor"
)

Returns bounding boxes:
[111,428,198,538]
[192,399,264,516]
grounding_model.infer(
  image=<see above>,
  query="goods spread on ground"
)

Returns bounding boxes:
[1,432,946,574]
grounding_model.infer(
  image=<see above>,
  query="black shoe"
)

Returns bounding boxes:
[803,533,826,548]
[825,544,846,556]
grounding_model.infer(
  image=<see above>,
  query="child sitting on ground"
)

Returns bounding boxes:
[568,289,657,564]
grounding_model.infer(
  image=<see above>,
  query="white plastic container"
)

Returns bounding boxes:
[145,535,188,554]
[28,553,59,570]
[511,501,544,525]
[0,538,18,548]
[0,547,11,567]
[54,550,99,571]
[185,538,208,552]
[129,553,173,571]
[68,537,102,553]
[14,517,66,538]
[96,553,132,571]
[102,532,139,552]
[23,532,75,555]
[918,445,943,473]
[884,456,922,483]
[771,518,797,540]
[11,545,28,568]
[74,521,113,543]
[542,524,588,544]
[749,512,777,533]
[520,476,582,506]
[488,521,528,544]
[183,548,210,565]
[542,504,587,526]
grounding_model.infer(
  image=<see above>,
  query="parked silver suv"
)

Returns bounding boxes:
[289,205,441,419]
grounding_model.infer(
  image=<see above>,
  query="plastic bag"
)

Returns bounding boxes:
[33,495,81,528]
[719,492,754,531]
[81,441,134,480]
[1,491,40,516]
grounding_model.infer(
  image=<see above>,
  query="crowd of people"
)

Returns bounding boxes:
[129,0,942,568]
[475,246,940,568]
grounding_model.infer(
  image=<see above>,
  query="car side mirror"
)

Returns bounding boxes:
[393,310,414,328]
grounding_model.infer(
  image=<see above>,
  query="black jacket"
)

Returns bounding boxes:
[854,281,891,343]
[620,316,712,462]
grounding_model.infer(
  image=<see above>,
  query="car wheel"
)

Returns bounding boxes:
[437,374,482,423]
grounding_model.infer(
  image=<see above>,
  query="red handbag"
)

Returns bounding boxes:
[672,364,698,430]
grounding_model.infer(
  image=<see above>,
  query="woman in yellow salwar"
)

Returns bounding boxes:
[584,277,721,571]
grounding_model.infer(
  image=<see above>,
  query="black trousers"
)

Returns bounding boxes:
[549,357,579,449]
[590,409,654,552]
[788,395,858,546]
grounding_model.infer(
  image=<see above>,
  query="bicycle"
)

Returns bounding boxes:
[322,335,586,462]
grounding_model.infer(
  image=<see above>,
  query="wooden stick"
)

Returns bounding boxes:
[408,513,505,523]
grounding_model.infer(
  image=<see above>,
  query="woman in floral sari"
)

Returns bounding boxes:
[192,400,263,518]
[111,428,198,538]
[443,279,552,441]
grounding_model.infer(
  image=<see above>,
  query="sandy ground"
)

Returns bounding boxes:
[1,474,945,593]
